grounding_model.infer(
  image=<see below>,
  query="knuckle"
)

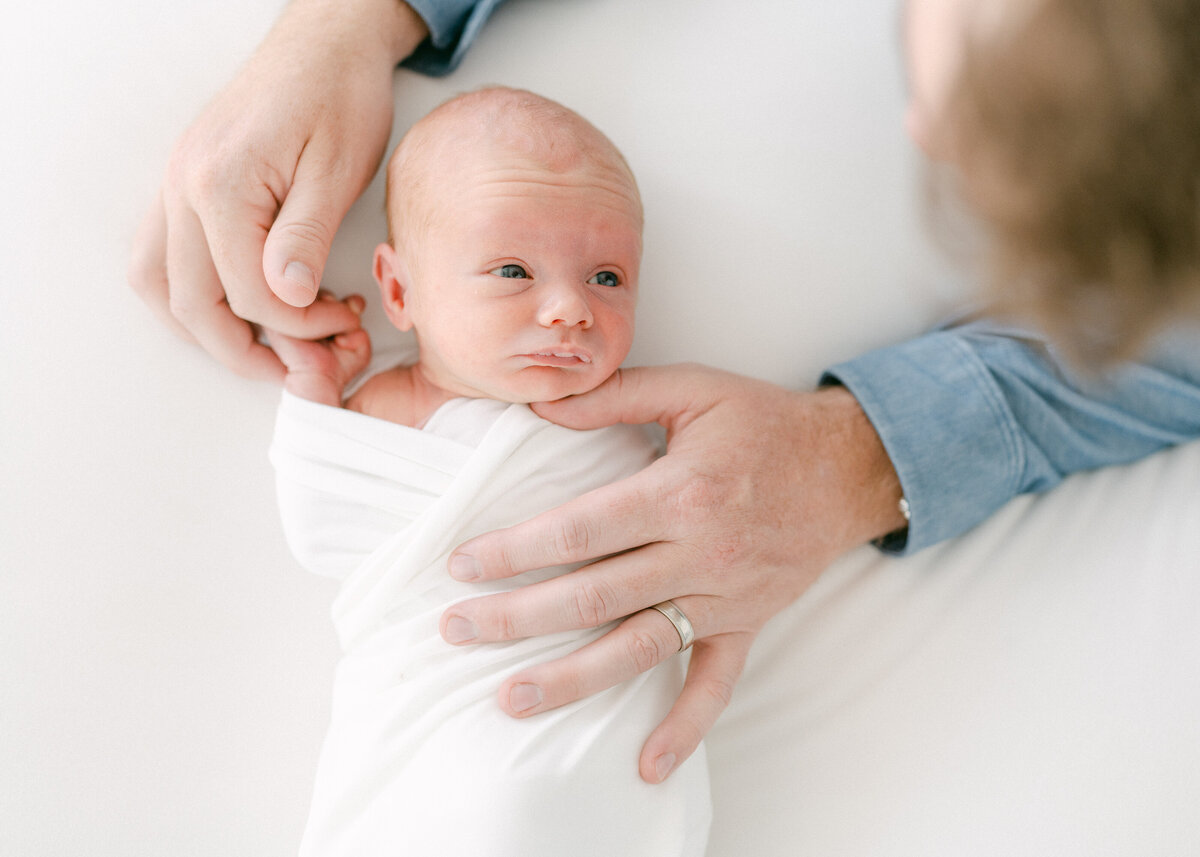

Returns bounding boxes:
[530,659,586,704]
[561,669,588,702]
[168,140,243,209]
[481,545,518,579]
[189,164,224,201]
[170,152,220,203]
[126,258,162,299]
[624,628,668,674]
[698,672,737,709]
[571,579,618,628]
[459,536,514,579]
[276,215,334,256]
[552,516,594,561]
[672,471,721,518]
[185,143,240,199]
[488,605,521,642]
[167,289,199,323]
[499,611,521,642]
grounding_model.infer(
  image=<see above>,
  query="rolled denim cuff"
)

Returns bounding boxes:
[402,0,507,76]
[822,331,1024,555]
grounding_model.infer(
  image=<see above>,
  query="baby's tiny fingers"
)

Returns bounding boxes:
[333,329,369,349]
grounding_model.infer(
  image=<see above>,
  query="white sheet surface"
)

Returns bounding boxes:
[708,437,1200,856]
[5,0,1198,854]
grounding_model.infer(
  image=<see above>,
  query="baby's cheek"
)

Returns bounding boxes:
[602,313,636,366]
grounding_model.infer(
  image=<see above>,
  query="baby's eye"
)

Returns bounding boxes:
[489,264,529,279]
[587,271,620,288]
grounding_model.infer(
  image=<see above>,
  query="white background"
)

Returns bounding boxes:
[4,1,1198,855]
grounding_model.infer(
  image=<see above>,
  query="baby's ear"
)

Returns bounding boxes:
[373,243,414,331]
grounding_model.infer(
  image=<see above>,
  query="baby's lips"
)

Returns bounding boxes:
[528,343,594,363]
[525,351,593,366]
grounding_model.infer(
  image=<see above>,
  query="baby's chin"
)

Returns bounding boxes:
[485,367,615,405]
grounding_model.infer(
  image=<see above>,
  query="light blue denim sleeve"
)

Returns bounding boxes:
[823,321,1200,554]
[401,0,508,76]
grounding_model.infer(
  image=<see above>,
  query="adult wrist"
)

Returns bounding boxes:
[379,1,431,65]
[811,385,909,548]
[822,331,1030,555]
[272,0,429,67]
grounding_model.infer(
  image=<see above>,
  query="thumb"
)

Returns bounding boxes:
[533,364,723,432]
[262,154,358,308]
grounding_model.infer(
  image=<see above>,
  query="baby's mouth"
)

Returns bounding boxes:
[524,350,593,366]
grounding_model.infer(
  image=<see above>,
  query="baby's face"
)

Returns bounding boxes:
[390,149,642,404]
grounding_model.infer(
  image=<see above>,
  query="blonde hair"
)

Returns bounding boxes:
[938,0,1200,361]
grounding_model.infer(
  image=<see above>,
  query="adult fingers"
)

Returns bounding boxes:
[532,364,718,433]
[442,541,701,643]
[493,597,709,718]
[127,191,195,342]
[164,198,284,382]
[202,198,361,342]
[448,461,679,582]
[638,633,752,784]
[262,143,363,308]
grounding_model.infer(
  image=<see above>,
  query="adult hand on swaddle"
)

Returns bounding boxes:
[127,0,428,381]
[441,363,908,784]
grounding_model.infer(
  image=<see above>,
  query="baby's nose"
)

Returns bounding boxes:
[537,283,593,328]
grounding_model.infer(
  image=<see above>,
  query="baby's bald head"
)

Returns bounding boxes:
[384,87,642,252]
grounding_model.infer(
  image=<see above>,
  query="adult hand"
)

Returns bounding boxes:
[439,364,908,783]
[127,0,429,381]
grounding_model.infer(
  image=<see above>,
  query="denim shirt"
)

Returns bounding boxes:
[402,0,1200,556]
[401,0,508,76]
[825,321,1200,554]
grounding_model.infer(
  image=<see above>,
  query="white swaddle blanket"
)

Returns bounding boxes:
[270,391,712,857]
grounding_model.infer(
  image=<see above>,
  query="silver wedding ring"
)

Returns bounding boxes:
[649,600,695,652]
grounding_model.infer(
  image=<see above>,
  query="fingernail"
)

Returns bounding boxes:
[283,261,317,297]
[654,753,677,783]
[509,683,543,713]
[444,615,478,644]
[449,554,481,581]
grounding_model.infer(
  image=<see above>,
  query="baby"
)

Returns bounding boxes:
[267,88,711,856]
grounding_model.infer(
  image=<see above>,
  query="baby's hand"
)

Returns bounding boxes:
[267,293,372,407]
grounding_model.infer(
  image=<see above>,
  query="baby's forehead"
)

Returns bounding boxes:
[420,107,627,178]
[388,88,639,212]
[443,142,636,203]
[417,151,644,248]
